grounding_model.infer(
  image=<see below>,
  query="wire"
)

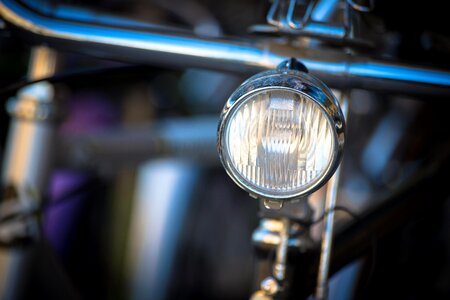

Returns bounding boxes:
[292,205,361,228]
[313,205,377,292]
[0,65,159,98]
[311,205,361,225]
[291,205,377,292]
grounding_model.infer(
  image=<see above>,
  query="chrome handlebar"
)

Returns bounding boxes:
[1,0,450,95]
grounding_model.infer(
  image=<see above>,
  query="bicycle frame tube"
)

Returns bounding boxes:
[1,0,450,95]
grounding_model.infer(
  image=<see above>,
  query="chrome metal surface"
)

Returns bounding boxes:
[273,218,289,281]
[252,218,313,250]
[312,0,341,21]
[263,199,284,210]
[1,82,55,191]
[286,0,316,29]
[28,46,57,80]
[260,276,280,296]
[19,0,192,34]
[251,219,290,300]
[264,0,346,40]
[347,0,374,12]
[298,21,346,40]
[1,47,57,192]
[277,57,308,72]
[0,0,279,73]
[1,0,450,94]
[6,82,56,121]
[266,0,287,27]
[217,68,345,201]
[259,197,313,222]
[0,46,57,299]
[248,22,346,41]
[315,92,349,300]
[127,160,199,300]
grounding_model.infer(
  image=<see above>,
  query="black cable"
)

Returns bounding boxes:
[291,205,377,293]
[312,205,377,293]
[310,205,361,225]
[292,205,361,228]
[0,64,158,98]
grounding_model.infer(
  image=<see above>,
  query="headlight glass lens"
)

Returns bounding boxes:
[223,88,334,197]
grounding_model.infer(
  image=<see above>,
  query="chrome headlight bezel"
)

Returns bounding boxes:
[218,69,345,201]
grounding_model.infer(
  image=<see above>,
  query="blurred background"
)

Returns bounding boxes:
[0,0,450,299]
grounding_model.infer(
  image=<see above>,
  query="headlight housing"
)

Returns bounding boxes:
[218,66,345,201]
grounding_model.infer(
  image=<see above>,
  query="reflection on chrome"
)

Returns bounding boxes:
[0,0,450,94]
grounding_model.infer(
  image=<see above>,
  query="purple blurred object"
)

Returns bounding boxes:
[60,91,119,134]
[44,91,118,256]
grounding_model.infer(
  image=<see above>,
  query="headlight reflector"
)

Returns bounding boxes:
[225,88,334,197]
[218,68,345,201]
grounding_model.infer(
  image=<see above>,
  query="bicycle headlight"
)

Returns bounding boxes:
[218,65,345,201]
